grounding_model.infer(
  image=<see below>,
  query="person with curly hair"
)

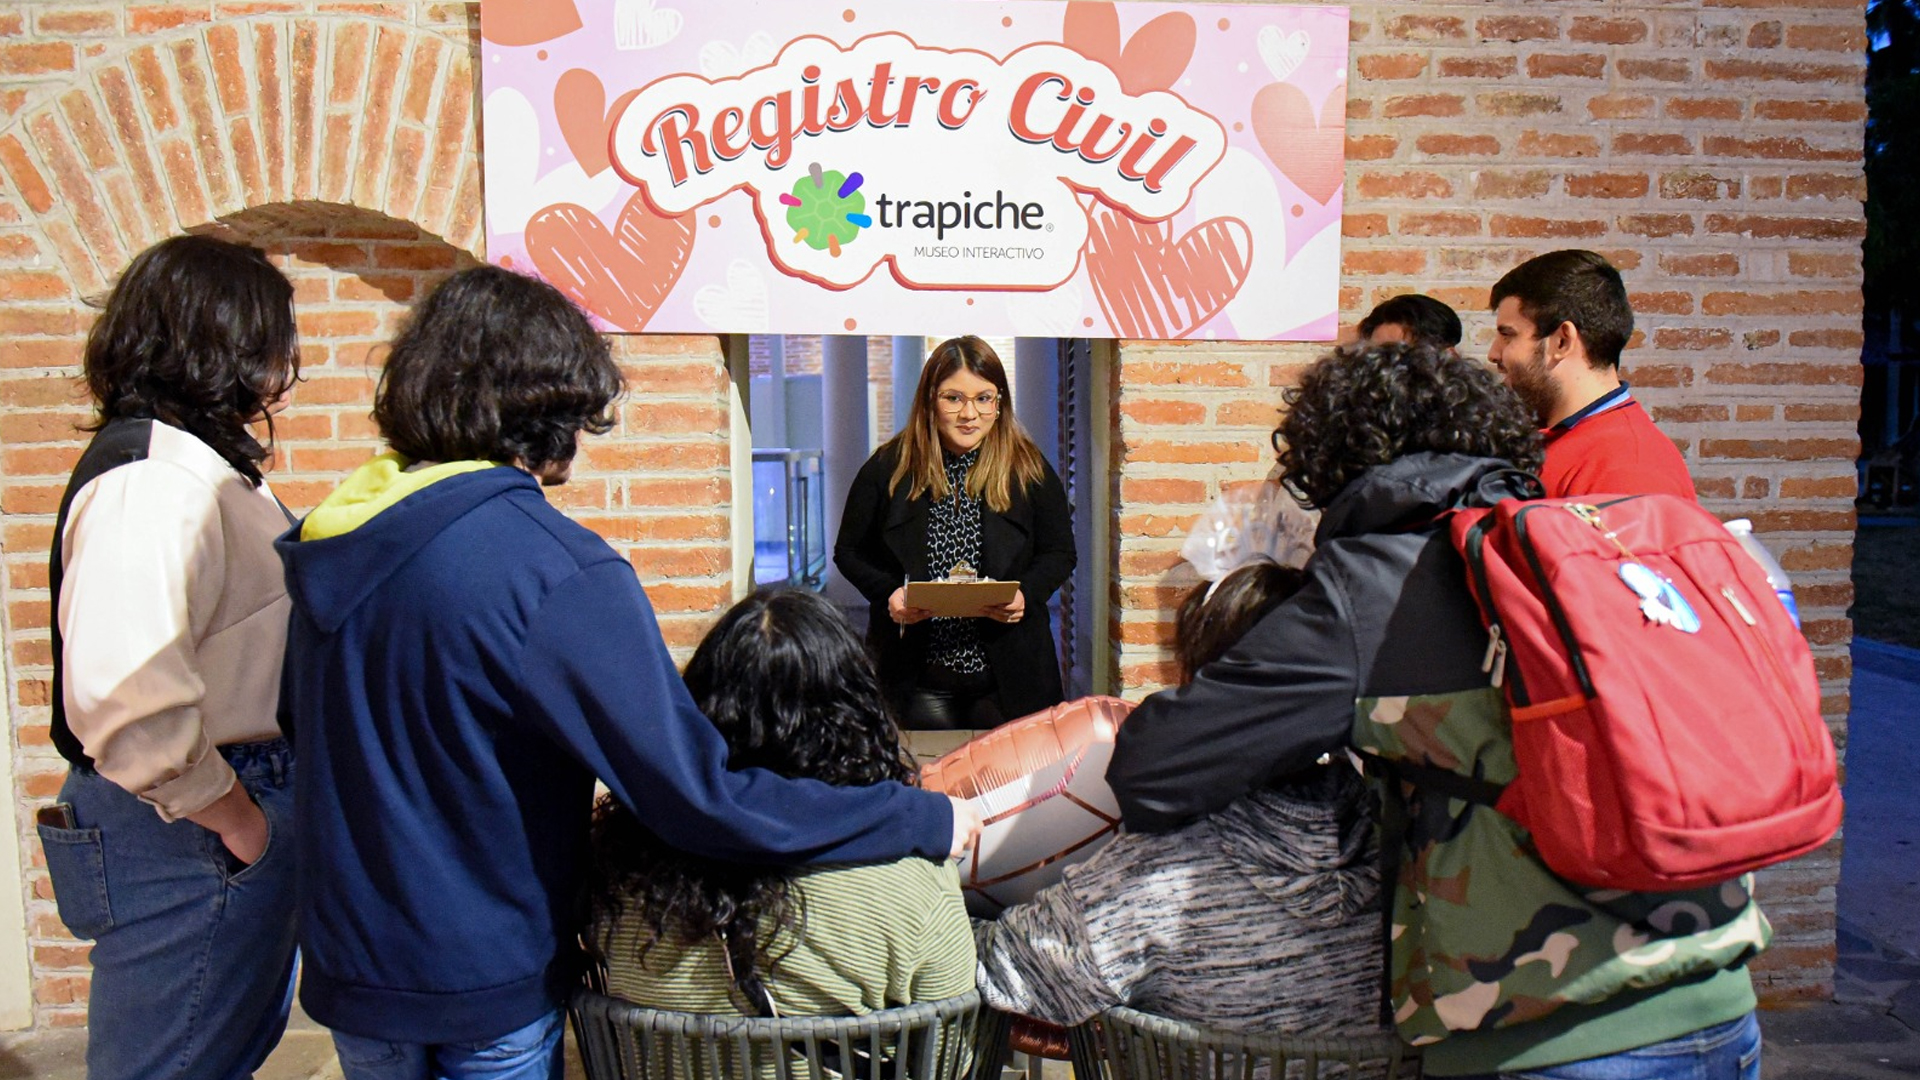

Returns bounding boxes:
[276,267,979,1080]
[1107,343,1768,1079]
[587,588,974,1016]
[1488,249,1695,500]
[977,559,1381,1035]
[45,234,302,1080]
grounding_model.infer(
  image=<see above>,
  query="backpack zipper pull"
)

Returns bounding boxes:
[1482,624,1508,688]
[1721,586,1758,626]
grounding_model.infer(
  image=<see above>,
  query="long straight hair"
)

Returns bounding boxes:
[884,335,1046,513]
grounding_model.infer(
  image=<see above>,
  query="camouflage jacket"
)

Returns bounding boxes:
[1356,679,1769,1072]
[1110,454,1765,1075]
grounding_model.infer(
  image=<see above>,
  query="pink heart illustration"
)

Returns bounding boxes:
[525,191,696,331]
[1062,1,1194,94]
[481,0,582,46]
[554,68,641,177]
[1250,82,1345,205]
[1083,201,1251,340]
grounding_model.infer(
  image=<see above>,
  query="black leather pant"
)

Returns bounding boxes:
[903,665,1004,730]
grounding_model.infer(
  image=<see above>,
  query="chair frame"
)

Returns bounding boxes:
[1075,1005,1421,1080]
[570,987,987,1080]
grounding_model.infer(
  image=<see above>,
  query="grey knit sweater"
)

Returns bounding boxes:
[976,767,1384,1034]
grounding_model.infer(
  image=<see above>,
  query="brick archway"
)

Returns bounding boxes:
[0,13,482,299]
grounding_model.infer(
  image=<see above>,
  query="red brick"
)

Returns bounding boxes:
[1357,54,1427,80]
[1705,214,1864,240]
[1480,91,1564,118]
[1120,362,1252,388]
[1704,59,1860,83]
[1786,25,1867,52]
[169,38,236,211]
[1666,97,1744,121]
[1618,213,1695,237]
[1618,58,1690,82]
[1704,361,1862,385]
[0,134,53,215]
[1756,98,1866,122]
[130,5,212,33]
[1344,249,1429,274]
[1527,53,1606,79]
[1749,21,1785,48]
[1613,133,1694,156]
[1515,131,1600,157]
[1437,56,1515,79]
[1416,133,1500,156]
[1567,172,1650,199]
[1120,400,1206,425]
[1660,253,1741,277]
[0,42,75,74]
[37,9,120,34]
[1660,171,1741,201]
[1355,172,1452,199]
[1785,172,1866,201]
[1342,213,1389,238]
[1787,328,1863,349]
[1588,95,1654,120]
[1703,135,1857,163]
[1382,94,1464,119]
[1475,171,1555,199]
[1490,215,1607,239]
[1570,16,1648,44]
[1345,135,1397,161]
[1630,291,1695,315]
[1383,15,1467,41]
[1702,291,1861,317]
[1477,15,1559,41]
[1400,212,1481,237]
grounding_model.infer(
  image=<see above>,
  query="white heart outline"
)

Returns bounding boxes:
[482,89,629,236]
[1257,25,1310,83]
[693,258,771,332]
[614,0,684,51]
[698,31,777,78]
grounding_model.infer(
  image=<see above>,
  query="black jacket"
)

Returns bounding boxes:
[834,440,1077,722]
[1106,453,1536,832]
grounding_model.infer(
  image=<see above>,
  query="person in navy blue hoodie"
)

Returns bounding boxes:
[277,266,980,1080]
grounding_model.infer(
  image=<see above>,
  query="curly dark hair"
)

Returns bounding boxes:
[83,235,299,486]
[585,588,917,1004]
[1273,342,1544,509]
[1174,561,1306,684]
[374,265,620,472]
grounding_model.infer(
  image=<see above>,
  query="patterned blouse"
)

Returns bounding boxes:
[976,767,1384,1034]
[925,447,988,675]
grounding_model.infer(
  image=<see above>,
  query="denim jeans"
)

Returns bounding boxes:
[38,739,299,1080]
[1447,1011,1762,1080]
[330,1008,566,1080]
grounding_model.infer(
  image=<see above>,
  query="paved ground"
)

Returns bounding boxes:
[2,639,1916,1079]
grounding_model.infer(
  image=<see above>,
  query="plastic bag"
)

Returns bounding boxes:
[1180,479,1320,580]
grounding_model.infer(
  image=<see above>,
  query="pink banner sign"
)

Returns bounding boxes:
[480,0,1349,340]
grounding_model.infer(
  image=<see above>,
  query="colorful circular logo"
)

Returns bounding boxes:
[780,162,871,257]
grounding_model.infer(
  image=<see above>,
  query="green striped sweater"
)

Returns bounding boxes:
[595,857,976,1015]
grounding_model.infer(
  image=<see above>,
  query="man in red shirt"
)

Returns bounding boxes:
[1488,250,1696,500]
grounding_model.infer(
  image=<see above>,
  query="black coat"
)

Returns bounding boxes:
[1105,453,1537,832]
[834,441,1077,723]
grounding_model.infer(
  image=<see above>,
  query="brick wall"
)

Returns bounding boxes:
[1110,0,1865,1006]
[0,3,737,1026]
[0,0,1866,1027]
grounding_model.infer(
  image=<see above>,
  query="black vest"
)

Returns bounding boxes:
[48,418,158,769]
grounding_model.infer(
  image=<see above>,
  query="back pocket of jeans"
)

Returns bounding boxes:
[36,825,113,939]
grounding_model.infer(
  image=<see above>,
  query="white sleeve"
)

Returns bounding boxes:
[58,460,237,820]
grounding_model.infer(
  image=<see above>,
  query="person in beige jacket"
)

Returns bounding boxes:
[42,235,303,1080]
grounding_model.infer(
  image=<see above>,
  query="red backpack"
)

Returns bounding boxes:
[1449,490,1842,892]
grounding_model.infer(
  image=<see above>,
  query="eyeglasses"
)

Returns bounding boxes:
[936,391,1001,415]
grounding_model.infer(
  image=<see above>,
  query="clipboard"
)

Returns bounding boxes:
[904,579,1020,617]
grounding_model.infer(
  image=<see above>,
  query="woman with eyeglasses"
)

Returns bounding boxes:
[834,335,1076,729]
[585,588,975,1016]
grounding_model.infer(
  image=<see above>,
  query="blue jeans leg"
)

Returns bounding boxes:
[39,741,299,1080]
[332,1009,566,1080]
[1446,1011,1762,1080]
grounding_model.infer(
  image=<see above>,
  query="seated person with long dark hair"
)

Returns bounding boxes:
[976,561,1380,1034]
[587,589,976,1015]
